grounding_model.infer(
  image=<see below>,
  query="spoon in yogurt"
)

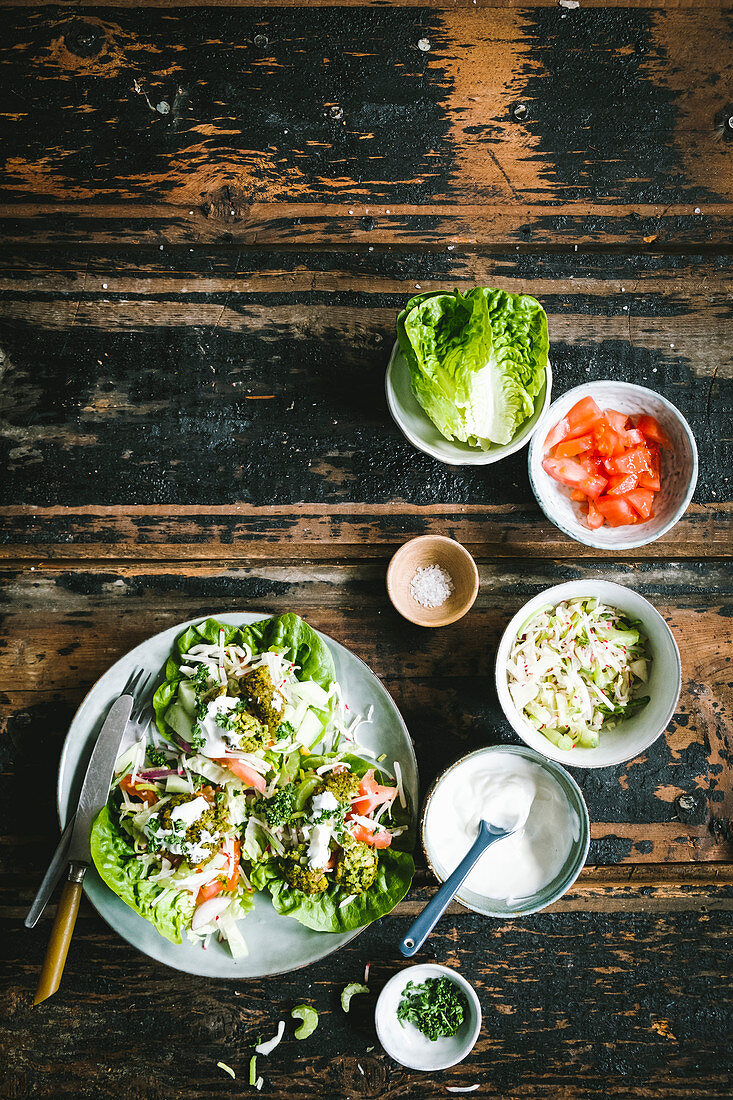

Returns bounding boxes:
[399,791,534,958]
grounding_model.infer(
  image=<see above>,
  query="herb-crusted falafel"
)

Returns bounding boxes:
[278,845,329,894]
[335,835,378,894]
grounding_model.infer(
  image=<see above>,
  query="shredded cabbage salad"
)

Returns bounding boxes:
[105,627,408,957]
[506,597,650,750]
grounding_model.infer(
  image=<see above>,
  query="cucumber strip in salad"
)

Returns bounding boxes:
[90,614,415,958]
[506,597,651,750]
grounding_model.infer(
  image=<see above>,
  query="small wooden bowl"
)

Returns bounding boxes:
[386,535,479,627]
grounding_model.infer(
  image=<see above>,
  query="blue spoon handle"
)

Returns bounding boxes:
[399,820,507,958]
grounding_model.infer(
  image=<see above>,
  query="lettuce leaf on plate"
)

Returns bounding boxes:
[251,847,415,933]
[90,806,196,944]
[396,287,548,448]
[249,753,416,932]
[152,613,336,742]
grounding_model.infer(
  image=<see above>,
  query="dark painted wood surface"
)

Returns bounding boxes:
[0,2,731,1098]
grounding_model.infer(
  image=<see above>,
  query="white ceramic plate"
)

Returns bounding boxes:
[528,380,698,549]
[495,581,682,769]
[57,612,418,978]
[385,341,552,466]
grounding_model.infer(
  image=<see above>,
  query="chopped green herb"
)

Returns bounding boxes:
[291,1004,318,1040]
[262,787,296,827]
[147,748,169,767]
[217,1061,236,1080]
[249,1054,257,1086]
[189,723,205,751]
[396,976,467,1041]
[275,720,296,742]
[341,982,369,1013]
[189,665,213,691]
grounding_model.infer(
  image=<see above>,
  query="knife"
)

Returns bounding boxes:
[33,693,133,1006]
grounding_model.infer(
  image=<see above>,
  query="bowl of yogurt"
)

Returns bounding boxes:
[421,745,590,917]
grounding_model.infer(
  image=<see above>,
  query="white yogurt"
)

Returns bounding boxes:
[425,752,579,907]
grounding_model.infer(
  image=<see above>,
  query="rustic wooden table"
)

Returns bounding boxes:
[1,2,732,1097]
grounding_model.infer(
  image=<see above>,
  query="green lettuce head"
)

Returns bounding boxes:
[396,287,548,448]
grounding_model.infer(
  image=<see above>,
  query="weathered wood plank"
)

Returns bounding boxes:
[4,910,731,1098]
[0,7,731,246]
[1,560,730,868]
[1,503,730,560]
[0,251,730,537]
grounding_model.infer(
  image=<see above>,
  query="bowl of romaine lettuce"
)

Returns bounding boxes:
[387,288,551,465]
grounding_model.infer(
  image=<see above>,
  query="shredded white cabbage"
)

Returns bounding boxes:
[507,597,650,750]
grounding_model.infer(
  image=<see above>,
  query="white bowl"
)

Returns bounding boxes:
[421,745,590,917]
[528,380,698,549]
[375,963,481,1070]
[386,340,552,466]
[495,580,682,769]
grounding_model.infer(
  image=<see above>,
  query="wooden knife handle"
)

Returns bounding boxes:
[34,863,86,1006]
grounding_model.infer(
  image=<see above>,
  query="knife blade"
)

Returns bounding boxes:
[67,693,133,864]
[25,814,75,929]
[33,691,133,1005]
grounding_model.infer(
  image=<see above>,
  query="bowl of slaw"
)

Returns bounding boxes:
[495,580,681,768]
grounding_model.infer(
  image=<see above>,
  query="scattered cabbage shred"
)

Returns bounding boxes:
[506,597,650,750]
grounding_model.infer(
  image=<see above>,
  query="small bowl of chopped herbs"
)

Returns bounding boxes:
[375,963,481,1071]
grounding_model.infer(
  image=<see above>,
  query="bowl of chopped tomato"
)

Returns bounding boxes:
[528,382,698,549]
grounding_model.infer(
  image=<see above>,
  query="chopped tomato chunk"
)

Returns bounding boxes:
[586,499,604,529]
[542,399,668,529]
[604,409,630,432]
[351,770,398,817]
[542,457,607,500]
[636,414,671,450]
[120,774,158,806]
[607,472,639,496]
[196,839,241,906]
[625,487,655,520]
[595,496,638,526]
[544,395,603,450]
[349,822,392,849]
[214,757,267,793]
[554,434,593,458]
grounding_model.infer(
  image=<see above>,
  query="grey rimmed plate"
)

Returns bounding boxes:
[57,611,418,979]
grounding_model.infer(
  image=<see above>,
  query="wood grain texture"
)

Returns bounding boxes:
[0,6,731,245]
[4,909,732,1099]
[0,251,730,557]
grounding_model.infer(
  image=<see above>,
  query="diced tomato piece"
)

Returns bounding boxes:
[580,454,604,477]
[592,418,625,458]
[636,414,671,450]
[349,822,392,849]
[351,769,398,817]
[607,472,639,496]
[570,489,586,502]
[196,839,241,906]
[214,758,267,793]
[607,446,652,478]
[586,499,604,529]
[544,396,604,450]
[620,428,645,448]
[625,487,655,520]
[554,434,593,458]
[595,496,638,526]
[604,409,631,432]
[637,446,661,491]
[542,457,607,500]
[119,774,158,807]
